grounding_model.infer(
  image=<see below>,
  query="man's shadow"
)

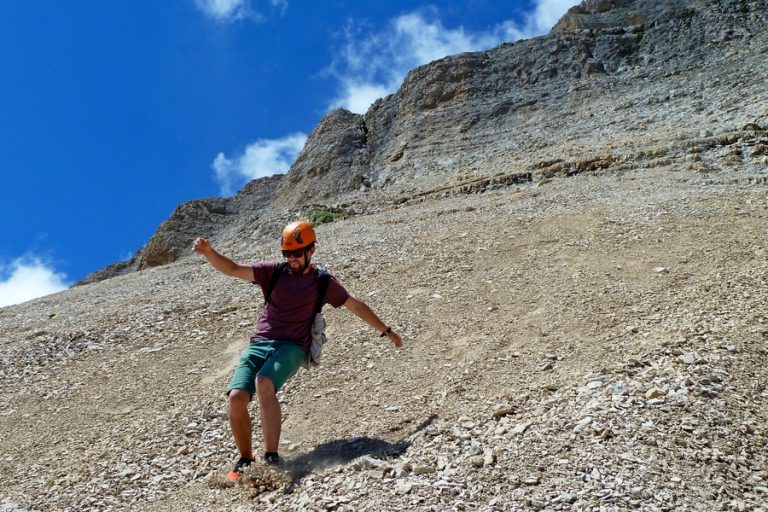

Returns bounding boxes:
[281,414,437,489]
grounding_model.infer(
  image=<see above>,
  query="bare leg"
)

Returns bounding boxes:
[228,389,254,459]
[256,375,281,453]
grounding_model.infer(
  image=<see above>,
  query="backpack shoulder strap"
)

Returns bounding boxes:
[314,268,330,314]
[264,262,287,305]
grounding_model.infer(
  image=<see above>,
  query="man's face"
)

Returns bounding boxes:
[284,247,313,274]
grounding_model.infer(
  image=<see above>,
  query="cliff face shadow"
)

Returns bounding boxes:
[282,414,437,485]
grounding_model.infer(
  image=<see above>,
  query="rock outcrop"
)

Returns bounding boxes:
[272,109,370,208]
[136,198,229,271]
[80,0,768,282]
[76,175,283,284]
[551,0,691,31]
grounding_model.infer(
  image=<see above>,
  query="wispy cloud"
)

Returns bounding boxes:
[195,0,290,22]
[328,1,578,113]
[0,257,70,308]
[212,133,307,194]
[194,0,260,22]
[506,0,581,38]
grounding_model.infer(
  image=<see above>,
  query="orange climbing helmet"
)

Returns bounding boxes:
[280,220,317,251]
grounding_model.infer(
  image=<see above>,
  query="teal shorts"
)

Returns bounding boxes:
[226,339,305,400]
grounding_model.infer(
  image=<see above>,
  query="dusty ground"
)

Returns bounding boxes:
[1,156,767,510]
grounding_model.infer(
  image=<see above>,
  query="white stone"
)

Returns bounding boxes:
[394,481,413,495]
[512,421,532,435]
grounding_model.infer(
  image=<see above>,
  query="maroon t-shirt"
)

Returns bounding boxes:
[249,262,349,350]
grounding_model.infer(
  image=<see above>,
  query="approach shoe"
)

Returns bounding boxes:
[227,456,255,481]
[264,451,280,466]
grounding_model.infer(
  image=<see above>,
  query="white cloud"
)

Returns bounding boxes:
[212,133,307,194]
[328,1,579,113]
[0,257,70,308]
[195,0,260,22]
[509,0,581,38]
[332,81,392,118]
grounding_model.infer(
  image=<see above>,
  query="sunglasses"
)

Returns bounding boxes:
[282,248,306,258]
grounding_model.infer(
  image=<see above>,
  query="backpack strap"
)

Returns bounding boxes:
[263,262,288,305]
[314,268,330,314]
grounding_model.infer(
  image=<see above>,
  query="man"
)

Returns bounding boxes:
[193,220,403,480]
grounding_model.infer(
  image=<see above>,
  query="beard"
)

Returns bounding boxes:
[288,254,311,274]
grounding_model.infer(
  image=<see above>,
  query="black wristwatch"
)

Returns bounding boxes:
[379,326,392,337]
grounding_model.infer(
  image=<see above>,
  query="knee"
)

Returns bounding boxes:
[256,375,276,398]
[228,389,250,411]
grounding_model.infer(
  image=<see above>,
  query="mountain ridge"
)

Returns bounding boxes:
[79,0,767,285]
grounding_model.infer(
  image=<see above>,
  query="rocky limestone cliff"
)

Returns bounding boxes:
[137,198,229,271]
[360,0,765,193]
[80,0,768,283]
[272,109,370,208]
[551,0,692,31]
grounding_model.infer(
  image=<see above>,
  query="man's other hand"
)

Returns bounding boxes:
[387,331,403,348]
[193,237,212,255]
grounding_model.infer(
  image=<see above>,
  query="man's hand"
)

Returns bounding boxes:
[343,296,404,348]
[193,237,212,256]
[193,237,253,281]
[386,330,403,348]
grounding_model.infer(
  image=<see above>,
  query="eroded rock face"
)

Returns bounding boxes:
[81,0,768,282]
[272,109,369,208]
[136,175,284,271]
[76,175,283,283]
[551,0,692,31]
[356,0,766,195]
[137,198,228,271]
[74,259,138,286]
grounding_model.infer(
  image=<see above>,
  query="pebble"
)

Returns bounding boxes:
[493,407,515,418]
[523,476,540,485]
[412,465,435,475]
[645,388,666,399]
[394,481,413,495]
[512,421,533,435]
[354,456,387,470]
[574,416,593,432]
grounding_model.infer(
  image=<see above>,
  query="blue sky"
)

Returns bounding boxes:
[0,0,578,307]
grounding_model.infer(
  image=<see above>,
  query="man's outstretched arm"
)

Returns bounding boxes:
[193,237,254,281]
[343,296,403,348]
